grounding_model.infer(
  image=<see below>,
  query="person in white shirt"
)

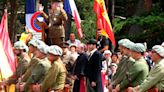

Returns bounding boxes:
[67,33,81,46]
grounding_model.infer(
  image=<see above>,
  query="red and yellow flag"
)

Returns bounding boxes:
[94,0,116,46]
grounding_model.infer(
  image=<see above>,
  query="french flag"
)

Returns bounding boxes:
[25,0,35,30]
[64,0,83,38]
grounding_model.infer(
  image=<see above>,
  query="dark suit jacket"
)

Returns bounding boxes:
[85,50,103,92]
[72,53,88,76]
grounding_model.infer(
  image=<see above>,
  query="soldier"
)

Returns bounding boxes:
[20,44,51,92]
[20,39,46,82]
[108,39,135,91]
[16,39,46,91]
[0,41,30,87]
[32,45,67,92]
[39,0,67,45]
[161,42,164,47]
[127,45,164,92]
[27,39,38,58]
[114,43,149,92]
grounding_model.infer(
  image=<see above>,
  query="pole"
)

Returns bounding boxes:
[0,69,6,92]
[111,0,115,19]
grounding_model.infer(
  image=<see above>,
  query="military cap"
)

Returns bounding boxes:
[118,39,135,49]
[103,50,112,56]
[48,45,63,56]
[14,41,27,50]
[152,45,164,57]
[87,39,97,45]
[123,41,135,50]
[131,43,146,52]
[161,42,164,47]
[37,44,49,54]
[118,39,130,46]
[28,39,38,47]
[35,39,46,48]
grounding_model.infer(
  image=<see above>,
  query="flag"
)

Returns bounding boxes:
[0,10,16,79]
[64,0,83,38]
[94,0,116,46]
[25,0,35,30]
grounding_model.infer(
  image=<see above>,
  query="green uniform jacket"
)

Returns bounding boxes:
[24,58,51,91]
[41,59,66,92]
[112,56,135,86]
[22,57,40,82]
[120,57,149,91]
[138,59,164,92]
[8,54,30,85]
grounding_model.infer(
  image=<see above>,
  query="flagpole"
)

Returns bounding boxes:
[0,69,7,92]
[96,20,98,41]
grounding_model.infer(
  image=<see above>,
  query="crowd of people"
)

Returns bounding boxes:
[0,32,164,92]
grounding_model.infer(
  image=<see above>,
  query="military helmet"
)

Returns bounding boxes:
[14,41,28,52]
[131,43,146,53]
[152,45,164,57]
[48,45,63,56]
[28,39,38,47]
[37,44,49,54]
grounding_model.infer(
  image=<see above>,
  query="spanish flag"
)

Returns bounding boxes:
[94,0,116,46]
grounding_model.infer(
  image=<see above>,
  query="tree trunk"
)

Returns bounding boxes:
[105,0,113,25]
[111,0,115,19]
[134,0,152,16]
[9,0,18,43]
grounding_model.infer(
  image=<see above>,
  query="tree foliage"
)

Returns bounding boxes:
[71,0,96,43]
[113,0,164,48]
[0,0,163,47]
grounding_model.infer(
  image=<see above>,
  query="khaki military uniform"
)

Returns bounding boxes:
[136,59,164,92]
[8,54,30,85]
[22,57,40,82]
[41,59,66,92]
[112,56,135,86]
[48,9,67,45]
[24,58,51,92]
[119,57,149,91]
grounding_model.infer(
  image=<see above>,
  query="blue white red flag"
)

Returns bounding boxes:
[25,0,35,30]
[64,0,83,38]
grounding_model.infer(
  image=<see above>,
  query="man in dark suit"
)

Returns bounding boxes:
[85,39,103,92]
